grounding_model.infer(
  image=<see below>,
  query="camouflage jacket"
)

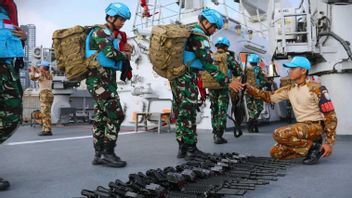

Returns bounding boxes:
[89,24,127,62]
[226,51,242,77]
[246,80,337,145]
[185,24,225,85]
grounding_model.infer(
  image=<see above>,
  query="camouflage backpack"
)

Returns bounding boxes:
[148,24,191,80]
[200,50,228,89]
[52,25,102,81]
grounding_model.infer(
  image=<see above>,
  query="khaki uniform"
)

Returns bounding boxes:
[30,69,53,133]
[246,80,337,160]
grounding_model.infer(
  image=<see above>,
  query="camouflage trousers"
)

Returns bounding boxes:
[0,61,22,144]
[39,89,53,132]
[209,88,229,135]
[170,70,198,145]
[86,67,125,150]
[270,121,324,160]
[246,95,263,120]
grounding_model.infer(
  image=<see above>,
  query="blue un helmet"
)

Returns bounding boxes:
[248,53,260,64]
[283,56,311,70]
[105,2,131,20]
[199,8,224,29]
[39,60,50,68]
[215,37,230,47]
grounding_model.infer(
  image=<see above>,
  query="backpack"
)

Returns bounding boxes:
[148,24,191,80]
[200,51,228,89]
[52,25,102,81]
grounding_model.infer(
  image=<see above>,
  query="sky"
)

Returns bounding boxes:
[15,0,137,48]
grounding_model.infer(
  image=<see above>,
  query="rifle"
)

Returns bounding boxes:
[81,152,291,198]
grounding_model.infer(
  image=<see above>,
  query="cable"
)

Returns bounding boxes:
[318,31,352,61]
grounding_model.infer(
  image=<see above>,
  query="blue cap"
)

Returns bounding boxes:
[248,53,260,64]
[283,56,311,70]
[215,37,230,47]
[39,60,50,68]
[105,2,131,20]
[200,8,224,29]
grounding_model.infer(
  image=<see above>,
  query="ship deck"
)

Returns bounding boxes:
[1,122,351,198]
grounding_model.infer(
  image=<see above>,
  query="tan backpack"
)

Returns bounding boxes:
[52,25,101,81]
[148,24,191,80]
[200,50,228,89]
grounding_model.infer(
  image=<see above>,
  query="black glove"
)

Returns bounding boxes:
[120,59,133,82]
[14,57,25,73]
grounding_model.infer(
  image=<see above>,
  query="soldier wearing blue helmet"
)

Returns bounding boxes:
[173,8,226,159]
[245,53,269,133]
[29,60,54,136]
[0,0,27,190]
[85,2,133,168]
[206,37,242,144]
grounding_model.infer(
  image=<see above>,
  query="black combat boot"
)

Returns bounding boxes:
[38,131,52,136]
[184,144,208,160]
[302,138,323,165]
[101,143,127,168]
[177,141,187,158]
[0,177,10,191]
[253,120,259,133]
[247,119,255,133]
[213,130,228,144]
[92,145,104,165]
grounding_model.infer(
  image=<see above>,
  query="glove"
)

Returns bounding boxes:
[14,58,24,73]
[120,59,133,82]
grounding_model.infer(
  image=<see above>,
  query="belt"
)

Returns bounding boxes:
[303,120,323,125]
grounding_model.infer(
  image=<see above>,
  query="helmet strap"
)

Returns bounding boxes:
[200,20,215,36]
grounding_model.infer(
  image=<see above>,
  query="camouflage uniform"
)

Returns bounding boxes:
[39,89,53,132]
[86,25,127,152]
[29,69,53,133]
[209,50,242,136]
[0,59,22,144]
[246,65,266,121]
[171,24,225,145]
[246,81,337,160]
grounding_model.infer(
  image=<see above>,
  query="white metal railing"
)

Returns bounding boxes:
[132,0,269,36]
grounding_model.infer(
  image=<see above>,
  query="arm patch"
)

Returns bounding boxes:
[319,86,335,113]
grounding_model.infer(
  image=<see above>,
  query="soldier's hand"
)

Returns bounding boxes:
[12,26,27,41]
[229,79,244,93]
[320,143,333,157]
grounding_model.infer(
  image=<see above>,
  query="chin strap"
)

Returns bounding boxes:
[200,21,216,36]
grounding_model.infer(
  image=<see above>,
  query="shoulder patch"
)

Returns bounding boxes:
[319,86,335,113]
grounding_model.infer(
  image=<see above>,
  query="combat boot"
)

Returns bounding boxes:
[184,144,209,160]
[247,119,255,133]
[0,177,10,191]
[213,130,228,144]
[101,143,127,168]
[303,138,323,165]
[253,120,259,133]
[92,145,104,165]
[177,141,187,159]
[38,131,52,136]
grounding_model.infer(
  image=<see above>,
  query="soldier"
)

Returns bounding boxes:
[230,56,337,164]
[85,2,132,168]
[172,8,226,159]
[29,61,54,136]
[245,53,268,133]
[0,0,27,191]
[207,37,242,144]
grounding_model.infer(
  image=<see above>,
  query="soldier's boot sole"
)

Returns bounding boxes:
[0,178,10,191]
